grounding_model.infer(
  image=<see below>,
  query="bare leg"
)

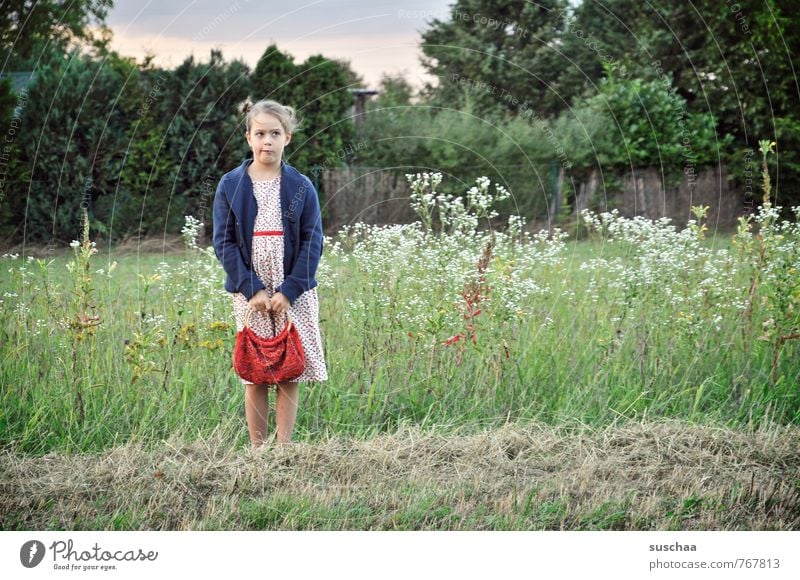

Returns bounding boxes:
[275,381,300,444]
[244,383,271,447]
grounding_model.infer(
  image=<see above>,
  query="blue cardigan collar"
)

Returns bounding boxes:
[230,157,301,213]
[225,157,305,230]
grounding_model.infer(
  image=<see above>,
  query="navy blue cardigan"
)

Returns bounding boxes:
[212,158,323,305]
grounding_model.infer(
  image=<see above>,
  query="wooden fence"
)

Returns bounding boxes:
[320,164,746,234]
[565,164,743,229]
[320,167,416,234]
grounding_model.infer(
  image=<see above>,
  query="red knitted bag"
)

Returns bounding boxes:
[233,307,305,384]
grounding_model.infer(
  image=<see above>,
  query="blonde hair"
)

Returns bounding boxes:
[240,98,300,134]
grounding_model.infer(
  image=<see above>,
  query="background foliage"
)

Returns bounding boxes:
[1,0,798,244]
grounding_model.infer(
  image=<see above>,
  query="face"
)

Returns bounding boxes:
[246,112,291,169]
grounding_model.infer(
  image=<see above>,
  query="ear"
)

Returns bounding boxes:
[284,132,292,146]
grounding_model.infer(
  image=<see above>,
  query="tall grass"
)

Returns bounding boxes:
[1,147,798,454]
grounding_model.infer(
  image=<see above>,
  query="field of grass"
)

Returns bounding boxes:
[1,172,799,530]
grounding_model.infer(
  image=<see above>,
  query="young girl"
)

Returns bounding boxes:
[212,99,328,447]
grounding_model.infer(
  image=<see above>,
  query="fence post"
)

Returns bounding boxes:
[549,160,560,230]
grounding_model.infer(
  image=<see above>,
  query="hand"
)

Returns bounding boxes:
[248,289,271,313]
[269,292,291,315]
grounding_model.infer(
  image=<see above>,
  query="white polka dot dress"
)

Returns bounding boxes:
[232,176,329,384]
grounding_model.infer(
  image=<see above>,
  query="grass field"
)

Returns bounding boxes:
[1,173,799,530]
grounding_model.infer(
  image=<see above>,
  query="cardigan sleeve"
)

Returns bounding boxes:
[275,177,323,305]
[212,179,266,300]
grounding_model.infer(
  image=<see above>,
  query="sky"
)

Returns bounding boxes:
[104,0,455,89]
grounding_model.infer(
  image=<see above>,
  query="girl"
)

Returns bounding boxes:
[212,99,328,447]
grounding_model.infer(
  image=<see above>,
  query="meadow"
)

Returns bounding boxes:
[1,164,799,530]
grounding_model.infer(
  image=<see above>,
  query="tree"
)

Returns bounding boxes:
[548,0,643,108]
[1,1,118,240]
[250,45,359,180]
[1,0,113,64]
[373,72,415,107]
[159,49,252,233]
[420,0,800,208]
[566,65,729,177]
[287,54,355,175]
[557,0,800,207]
[3,47,146,243]
[420,0,570,118]
[251,43,296,105]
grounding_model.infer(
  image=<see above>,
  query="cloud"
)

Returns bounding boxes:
[103,0,451,87]
[103,29,427,87]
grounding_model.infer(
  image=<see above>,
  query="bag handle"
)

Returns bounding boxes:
[243,306,292,333]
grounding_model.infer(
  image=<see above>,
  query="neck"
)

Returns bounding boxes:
[248,158,282,180]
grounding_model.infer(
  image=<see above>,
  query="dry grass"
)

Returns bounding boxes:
[2,419,799,530]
